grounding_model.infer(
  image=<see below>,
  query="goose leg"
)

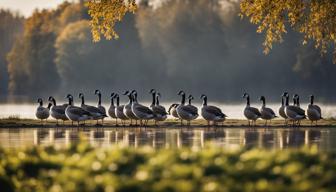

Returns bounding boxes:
[115,118,118,127]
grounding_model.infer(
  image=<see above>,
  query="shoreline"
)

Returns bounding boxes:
[0,118,335,128]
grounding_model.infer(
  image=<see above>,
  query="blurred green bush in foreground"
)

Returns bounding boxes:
[0,141,336,192]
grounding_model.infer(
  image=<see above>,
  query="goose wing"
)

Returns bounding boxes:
[263,107,276,116]
[152,105,168,115]
[249,107,261,116]
[135,105,154,114]
[83,105,105,115]
[205,106,226,117]
[312,105,321,114]
[53,106,66,114]
[68,106,91,116]
[182,105,198,115]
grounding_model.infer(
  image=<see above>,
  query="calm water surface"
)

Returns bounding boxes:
[0,127,334,151]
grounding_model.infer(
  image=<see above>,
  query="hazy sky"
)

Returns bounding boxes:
[0,0,71,17]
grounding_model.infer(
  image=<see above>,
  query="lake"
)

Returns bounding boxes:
[0,127,334,151]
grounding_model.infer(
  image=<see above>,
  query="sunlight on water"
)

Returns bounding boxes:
[1,103,336,119]
[0,127,334,151]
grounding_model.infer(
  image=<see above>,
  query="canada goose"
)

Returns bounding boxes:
[114,93,128,126]
[123,90,139,126]
[95,89,107,123]
[48,96,68,125]
[79,93,107,125]
[285,94,306,126]
[168,103,179,119]
[307,95,322,126]
[176,90,198,126]
[279,92,288,125]
[200,94,226,126]
[131,90,154,126]
[35,98,51,123]
[259,96,277,126]
[108,93,118,126]
[65,94,92,126]
[243,93,261,126]
[150,91,168,125]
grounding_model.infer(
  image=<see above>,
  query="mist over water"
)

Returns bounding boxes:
[1,0,336,104]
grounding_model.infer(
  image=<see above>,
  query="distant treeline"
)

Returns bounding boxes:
[0,0,335,103]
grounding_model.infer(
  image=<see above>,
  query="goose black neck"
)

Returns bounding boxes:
[262,98,266,106]
[110,96,114,106]
[246,96,250,106]
[285,95,289,106]
[128,95,132,104]
[81,96,84,105]
[202,97,207,106]
[296,97,300,107]
[116,96,119,106]
[133,94,138,103]
[98,94,102,105]
[181,94,185,105]
[293,97,297,106]
[68,98,73,105]
[310,96,314,105]
[39,101,43,107]
[188,98,192,105]
[151,92,156,106]
[156,95,160,105]
[281,97,284,106]
[47,103,52,109]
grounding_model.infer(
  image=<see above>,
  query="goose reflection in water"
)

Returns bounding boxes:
[0,127,328,150]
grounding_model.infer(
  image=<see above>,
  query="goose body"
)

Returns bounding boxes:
[95,90,107,118]
[285,94,306,125]
[150,90,168,122]
[35,98,51,121]
[48,96,68,124]
[243,93,261,126]
[200,95,226,125]
[131,91,154,121]
[307,95,322,125]
[176,91,198,125]
[108,93,117,119]
[79,93,107,121]
[114,94,128,124]
[279,93,288,121]
[65,94,92,124]
[123,91,139,124]
[259,96,276,125]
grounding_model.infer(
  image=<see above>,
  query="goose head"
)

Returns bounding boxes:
[177,90,186,105]
[95,89,101,96]
[37,98,43,106]
[156,92,161,105]
[259,96,266,106]
[48,96,56,106]
[66,94,73,105]
[310,95,314,105]
[293,94,299,106]
[131,90,138,103]
[149,89,156,94]
[78,93,85,105]
[200,94,207,106]
[281,92,289,106]
[168,103,178,115]
[177,90,185,96]
[242,93,250,106]
[123,91,132,103]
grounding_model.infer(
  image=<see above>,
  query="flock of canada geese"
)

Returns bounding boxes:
[35,89,323,127]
